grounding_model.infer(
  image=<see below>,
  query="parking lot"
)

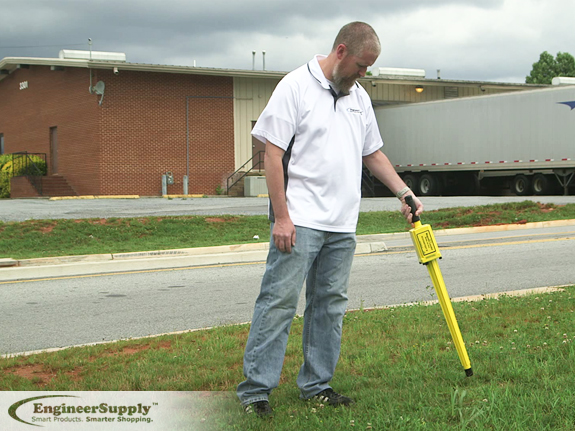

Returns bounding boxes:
[1,195,575,222]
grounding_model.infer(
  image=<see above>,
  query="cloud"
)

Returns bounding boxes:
[367,0,575,82]
[2,0,575,83]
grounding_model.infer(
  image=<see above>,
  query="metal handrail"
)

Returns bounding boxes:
[226,151,265,194]
[11,152,46,195]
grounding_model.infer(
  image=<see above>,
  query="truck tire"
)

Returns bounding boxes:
[418,174,441,196]
[402,174,418,192]
[532,174,551,195]
[512,174,532,196]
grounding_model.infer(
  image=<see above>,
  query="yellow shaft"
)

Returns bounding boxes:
[426,259,471,370]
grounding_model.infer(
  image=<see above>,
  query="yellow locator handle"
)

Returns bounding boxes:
[405,196,473,377]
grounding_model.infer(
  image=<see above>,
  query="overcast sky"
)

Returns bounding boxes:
[2,0,575,83]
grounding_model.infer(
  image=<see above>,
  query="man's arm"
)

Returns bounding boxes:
[265,141,297,253]
[362,150,423,223]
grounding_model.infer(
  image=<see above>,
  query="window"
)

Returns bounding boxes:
[0,133,4,155]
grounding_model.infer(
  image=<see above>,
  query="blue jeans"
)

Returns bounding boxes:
[237,225,357,405]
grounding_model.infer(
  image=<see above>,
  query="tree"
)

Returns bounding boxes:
[526,51,575,84]
[555,52,575,76]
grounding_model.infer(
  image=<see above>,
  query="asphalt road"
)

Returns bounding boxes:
[1,223,574,355]
[1,195,575,222]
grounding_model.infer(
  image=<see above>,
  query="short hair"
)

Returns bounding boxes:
[332,22,381,57]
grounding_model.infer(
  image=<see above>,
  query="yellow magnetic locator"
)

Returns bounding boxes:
[405,195,473,377]
[409,223,442,264]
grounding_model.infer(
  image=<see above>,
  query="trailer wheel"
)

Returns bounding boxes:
[512,174,532,196]
[402,174,418,192]
[418,174,441,196]
[532,174,551,195]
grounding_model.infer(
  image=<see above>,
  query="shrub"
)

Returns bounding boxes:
[0,155,47,198]
[0,154,11,169]
[0,155,10,198]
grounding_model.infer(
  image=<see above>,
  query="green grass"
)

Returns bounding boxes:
[2,287,574,430]
[1,201,574,260]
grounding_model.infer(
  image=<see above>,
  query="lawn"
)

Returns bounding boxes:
[1,201,574,260]
[2,287,574,430]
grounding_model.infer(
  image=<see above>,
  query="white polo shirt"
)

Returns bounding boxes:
[252,55,384,232]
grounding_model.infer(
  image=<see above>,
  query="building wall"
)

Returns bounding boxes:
[98,69,235,195]
[361,81,515,103]
[0,66,235,196]
[0,66,102,195]
[233,77,279,170]
[1,61,533,197]
[231,77,517,173]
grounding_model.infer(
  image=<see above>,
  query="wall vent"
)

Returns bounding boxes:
[444,86,459,98]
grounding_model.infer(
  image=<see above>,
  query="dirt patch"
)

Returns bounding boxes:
[96,341,172,358]
[91,219,111,225]
[4,341,174,387]
[39,222,58,234]
[24,220,59,234]
[120,345,151,355]
[537,203,558,213]
[120,341,172,355]
[6,363,83,387]
[8,363,54,383]
[73,218,116,225]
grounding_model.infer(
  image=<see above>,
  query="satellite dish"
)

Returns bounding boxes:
[93,81,105,94]
[92,81,105,105]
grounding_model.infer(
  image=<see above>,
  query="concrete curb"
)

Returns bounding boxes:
[0,258,18,267]
[1,219,574,282]
[49,195,140,200]
[162,194,205,198]
[0,241,390,282]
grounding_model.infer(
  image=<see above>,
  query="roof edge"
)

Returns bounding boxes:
[0,56,548,88]
[0,56,286,80]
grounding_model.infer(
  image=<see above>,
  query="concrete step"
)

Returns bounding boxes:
[41,175,77,197]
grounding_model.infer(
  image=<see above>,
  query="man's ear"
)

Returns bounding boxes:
[335,44,348,60]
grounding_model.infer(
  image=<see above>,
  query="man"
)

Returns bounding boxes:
[237,21,423,417]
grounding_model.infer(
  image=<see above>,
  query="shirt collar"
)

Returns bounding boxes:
[307,54,358,93]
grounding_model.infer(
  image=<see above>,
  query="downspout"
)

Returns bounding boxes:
[88,38,94,94]
[186,97,190,181]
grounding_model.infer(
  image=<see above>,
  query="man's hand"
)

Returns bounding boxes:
[400,193,424,224]
[362,151,424,224]
[272,217,296,253]
[264,141,296,253]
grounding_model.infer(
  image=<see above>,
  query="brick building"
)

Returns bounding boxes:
[0,51,542,197]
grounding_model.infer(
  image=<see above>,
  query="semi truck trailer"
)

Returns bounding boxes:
[374,85,575,196]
